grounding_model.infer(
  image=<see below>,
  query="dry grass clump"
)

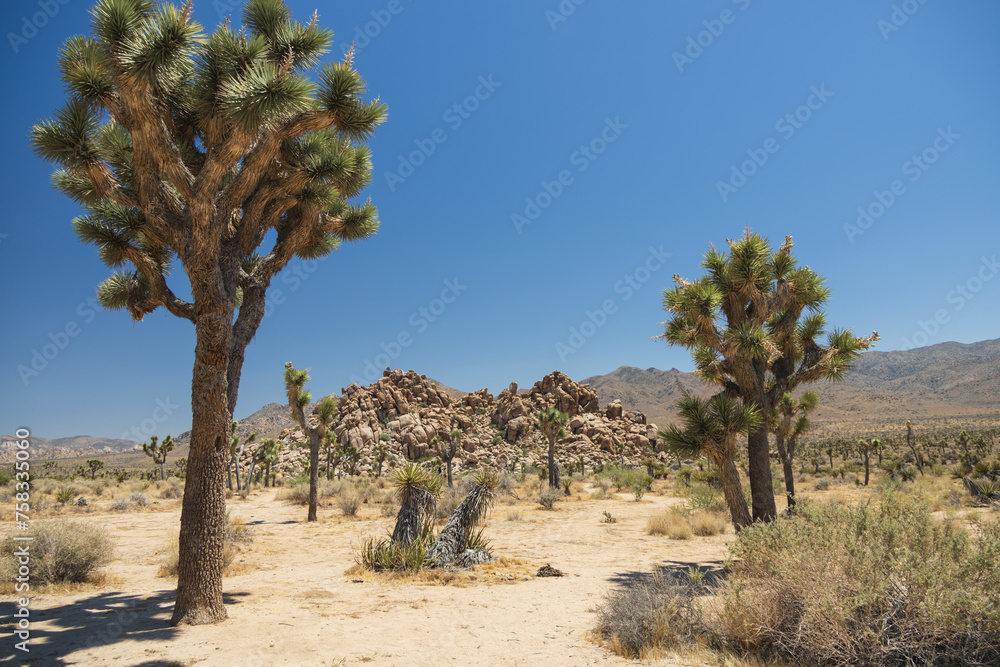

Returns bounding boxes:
[0,520,113,585]
[689,510,727,537]
[646,508,693,540]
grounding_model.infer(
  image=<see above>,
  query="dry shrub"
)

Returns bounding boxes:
[647,508,692,540]
[337,490,361,517]
[719,493,1000,665]
[538,488,561,510]
[690,510,727,537]
[594,573,701,659]
[0,521,113,584]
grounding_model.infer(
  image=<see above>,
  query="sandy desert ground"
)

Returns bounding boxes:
[2,485,735,666]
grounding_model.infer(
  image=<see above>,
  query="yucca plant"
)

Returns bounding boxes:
[426,469,500,567]
[390,463,441,546]
[659,229,878,521]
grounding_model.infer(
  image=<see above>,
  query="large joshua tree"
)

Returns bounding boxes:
[659,393,759,530]
[30,0,385,625]
[660,230,878,522]
[284,362,337,522]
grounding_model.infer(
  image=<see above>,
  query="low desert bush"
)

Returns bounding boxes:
[646,508,692,540]
[594,573,701,659]
[337,490,362,517]
[0,521,113,584]
[538,488,561,510]
[684,482,727,514]
[718,493,1000,664]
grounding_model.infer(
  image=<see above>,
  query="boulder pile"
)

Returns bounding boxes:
[265,368,663,479]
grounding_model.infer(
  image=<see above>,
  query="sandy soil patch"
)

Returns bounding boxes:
[2,488,732,666]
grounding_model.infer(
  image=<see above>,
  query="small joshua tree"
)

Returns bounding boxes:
[434,429,462,488]
[373,437,389,477]
[537,408,569,489]
[770,391,818,509]
[906,420,924,475]
[284,362,337,521]
[142,434,175,481]
[659,393,761,530]
[87,459,104,480]
[320,430,342,480]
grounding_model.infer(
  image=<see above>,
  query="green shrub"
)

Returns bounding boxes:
[684,482,727,513]
[0,521,113,584]
[56,486,75,505]
[720,494,1000,664]
[337,490,361,517]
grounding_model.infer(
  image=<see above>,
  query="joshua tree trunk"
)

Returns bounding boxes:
[747,425,777,522]
[308,430,321,522]
[781,456,796,509]
[547,439,557,489]
[446,459,453,488]
[714,454,752,530]
[171,308,233,626]
[863,450,870,486]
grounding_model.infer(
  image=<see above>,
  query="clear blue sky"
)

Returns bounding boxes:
[2,0,997,440]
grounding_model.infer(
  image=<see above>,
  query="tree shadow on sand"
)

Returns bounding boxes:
[607,559,729,589]
[0,589,249,666]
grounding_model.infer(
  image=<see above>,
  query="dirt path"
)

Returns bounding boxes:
[3,488,731,666]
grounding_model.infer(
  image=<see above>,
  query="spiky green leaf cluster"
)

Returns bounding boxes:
[32,0,386,324]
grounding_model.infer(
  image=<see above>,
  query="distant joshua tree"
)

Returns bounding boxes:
[284,363,338,521]
[434,429,463,488]
[86,459,104,480]
[142,435,175,481]
[770,391,818,509]
[537,408,569,489]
